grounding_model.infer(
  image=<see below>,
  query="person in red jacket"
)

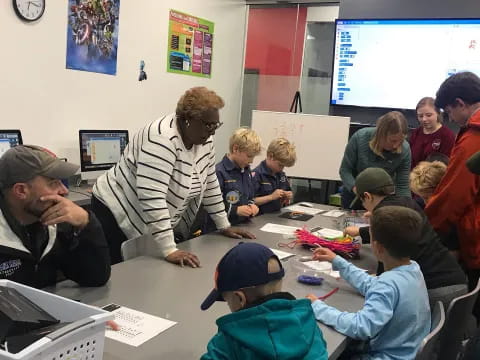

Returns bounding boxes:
[410,97,456,169]
[425,72,480,319]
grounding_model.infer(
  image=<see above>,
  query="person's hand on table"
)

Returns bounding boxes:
[221,227,256,239]
[237,205,253,217]
[107,320,120,331]
[306,294,320,303]
[312,247,336,262]
[344,226,360,237]
[165,249,200,268]
[248,203,260,216]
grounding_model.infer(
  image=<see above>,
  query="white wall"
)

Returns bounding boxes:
[307,5,339,22]
[0,0,247,163]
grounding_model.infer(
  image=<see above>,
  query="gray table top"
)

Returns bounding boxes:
[48,205,376,360]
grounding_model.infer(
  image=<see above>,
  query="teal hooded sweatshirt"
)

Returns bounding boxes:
[201,294,328,360]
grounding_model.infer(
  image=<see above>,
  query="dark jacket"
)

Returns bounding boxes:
[201,292,328,360]
[215,155,255,225]
[0,195,111,288]
[252,160,291,214]
[359,195,466,289]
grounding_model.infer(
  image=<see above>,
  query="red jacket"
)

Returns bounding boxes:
[425,110,480,269]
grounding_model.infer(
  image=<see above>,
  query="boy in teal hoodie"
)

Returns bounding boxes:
[200,242,328,360]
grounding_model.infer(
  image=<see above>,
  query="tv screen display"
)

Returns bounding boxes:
[330,19,480,109]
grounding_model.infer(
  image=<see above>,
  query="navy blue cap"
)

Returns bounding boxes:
[200,242,285,310]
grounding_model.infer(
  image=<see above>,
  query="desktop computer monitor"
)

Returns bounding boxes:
[0,130,23,158]
[79,130,129,181]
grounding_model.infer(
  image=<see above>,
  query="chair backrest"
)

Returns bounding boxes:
[416,301,445,360]
[437,278,480,360]
[120,234,153,261]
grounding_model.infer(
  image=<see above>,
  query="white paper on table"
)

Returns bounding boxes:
[260,223,299,235]
[303,261,341,279]
[322,210,345,218]
[285,205,325,216]
[105,305,177,347]
[314,228,344,239]
[270,248,295,260]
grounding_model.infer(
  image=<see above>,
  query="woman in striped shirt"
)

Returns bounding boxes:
[92,87,254,266]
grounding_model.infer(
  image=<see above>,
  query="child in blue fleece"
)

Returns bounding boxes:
[307,206,431,360]
[200,242,328,360]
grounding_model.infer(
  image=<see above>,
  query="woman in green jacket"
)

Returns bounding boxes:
[339,111,411,209]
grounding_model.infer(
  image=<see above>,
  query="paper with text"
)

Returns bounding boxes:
[105,306,177,347]
[260,223,299,235]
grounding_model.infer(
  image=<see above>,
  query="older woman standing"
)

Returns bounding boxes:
[410,97,456,169]
[92,87,254,265]
[339,111,411,209]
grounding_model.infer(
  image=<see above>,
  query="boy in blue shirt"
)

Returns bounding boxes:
[200,242,328,360]
[215,128,261,225]
[253,138,296,213]
[308,206,431,360]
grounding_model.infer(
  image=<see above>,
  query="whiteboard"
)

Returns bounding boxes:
[251,111,350,181]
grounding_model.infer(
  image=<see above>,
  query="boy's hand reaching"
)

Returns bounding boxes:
[312,247,336,262]
[344,226,360,237]
[306,294,319,303]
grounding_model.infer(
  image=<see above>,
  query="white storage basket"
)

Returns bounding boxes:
[0,280,113,360]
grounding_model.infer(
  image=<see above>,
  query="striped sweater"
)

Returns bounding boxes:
[93,114,230,257]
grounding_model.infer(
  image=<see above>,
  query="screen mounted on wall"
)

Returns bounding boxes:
[330,19,480,109]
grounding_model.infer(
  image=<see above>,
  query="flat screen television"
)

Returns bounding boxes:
[330,18,480,109]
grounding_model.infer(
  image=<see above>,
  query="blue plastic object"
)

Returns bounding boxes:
[297,275,324,285]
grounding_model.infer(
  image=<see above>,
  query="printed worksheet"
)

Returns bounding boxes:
[260,223,299,235]
[270,248,295,260]
[284,205,325,216]
[322,210,345,218]
[103,304,177,347]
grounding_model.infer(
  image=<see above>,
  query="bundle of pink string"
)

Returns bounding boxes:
[294,228,361,258]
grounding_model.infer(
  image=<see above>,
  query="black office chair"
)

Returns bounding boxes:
[415,301,445,360]
[437,279,480,360]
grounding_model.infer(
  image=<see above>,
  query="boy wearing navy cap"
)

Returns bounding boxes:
[253,138,296,214]
[200,242,328,360]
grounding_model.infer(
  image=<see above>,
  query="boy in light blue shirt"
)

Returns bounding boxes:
[307,206,431,360]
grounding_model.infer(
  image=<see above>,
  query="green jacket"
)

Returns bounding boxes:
[201,293,328,360]
[339,127,411,196]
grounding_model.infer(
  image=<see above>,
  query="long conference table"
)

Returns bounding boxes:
[48,204,377,360]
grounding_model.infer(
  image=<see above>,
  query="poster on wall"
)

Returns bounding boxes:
[167,10,214,78]
[65,0,120,76]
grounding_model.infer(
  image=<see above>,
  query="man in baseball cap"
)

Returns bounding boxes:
[200,242,328,359]
[0,145,110,288]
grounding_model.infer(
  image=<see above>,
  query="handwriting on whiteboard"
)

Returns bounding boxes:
[273,122,305,138]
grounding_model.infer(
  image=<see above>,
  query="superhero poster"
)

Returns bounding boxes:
[167,9,214,78]
[66,0,120,75]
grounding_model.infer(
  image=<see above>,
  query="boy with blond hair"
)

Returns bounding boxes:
[253,138,296,213]
[201,242,328,359]
[215,128,262,225]
[410,161,447,203]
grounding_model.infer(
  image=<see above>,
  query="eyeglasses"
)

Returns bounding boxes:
[203,121,223,132]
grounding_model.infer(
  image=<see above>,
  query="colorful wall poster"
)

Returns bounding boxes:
[167,10,214,78]
[66,0,120,76]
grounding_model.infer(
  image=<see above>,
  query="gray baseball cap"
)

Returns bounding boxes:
[0,145,79,188]
[350,168,395,208]
[467,151,480,175]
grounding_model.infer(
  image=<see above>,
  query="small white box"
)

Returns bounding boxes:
[0,280,113,360]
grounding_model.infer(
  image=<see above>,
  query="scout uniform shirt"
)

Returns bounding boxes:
[253,160,291,214]
[216,155,255,225]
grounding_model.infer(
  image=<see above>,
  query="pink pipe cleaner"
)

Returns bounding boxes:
[294,228,361,259]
